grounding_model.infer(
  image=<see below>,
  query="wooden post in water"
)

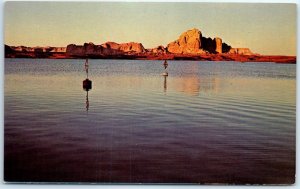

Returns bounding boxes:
[85,58,89,79]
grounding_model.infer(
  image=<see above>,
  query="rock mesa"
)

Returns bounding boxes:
[66,42,145,56]
[166,28,234,54]
[167,28,205,54]
[229,48,253,55]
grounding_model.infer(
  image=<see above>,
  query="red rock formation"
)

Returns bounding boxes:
[6,28,262,60]
[83,42,103,55]
[101,41,120,49]
[167,28,205,54]
[100,41,145,53]
[11,46,66,53]
[119,42,146,53]
[151,45,166,54]
[229,48,253,55]
[49,47,66,53]
[5,43,295,63]
[11,46,35,52]
[66,41,145,56]
[166,28,233,54]
[66,44,85,56]
[214,37,222,54]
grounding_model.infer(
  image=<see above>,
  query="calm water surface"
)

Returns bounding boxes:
[4,59,295,184]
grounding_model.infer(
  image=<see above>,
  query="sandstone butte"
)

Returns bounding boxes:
[5,28,296,63]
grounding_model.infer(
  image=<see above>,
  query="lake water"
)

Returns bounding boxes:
[4,59,295,184]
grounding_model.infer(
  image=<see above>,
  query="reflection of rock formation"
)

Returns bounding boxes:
[199,78,220,94]
[173,76,220,96]
[85,91,90,111]
[175,76,200,95]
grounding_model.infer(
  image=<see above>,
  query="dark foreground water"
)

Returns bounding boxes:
[4,59,295,184]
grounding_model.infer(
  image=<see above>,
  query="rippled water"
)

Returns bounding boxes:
[4,59,295,184]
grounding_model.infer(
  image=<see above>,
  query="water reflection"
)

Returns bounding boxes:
[83,59,92,112]
[171,76,220,96]
[4,59,296,183]
[83,79,92,112]
[163,75,167,93]
[174,76,200,96]
[85,91,89,111]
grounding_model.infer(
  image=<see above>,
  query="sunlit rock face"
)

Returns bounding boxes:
[167,28,205,54]
[66,41,145,56]
[166,28,230,54]
[10,46,66,53]
[101,42,146,53]
[119,42,146,53]
[214,37,222,54]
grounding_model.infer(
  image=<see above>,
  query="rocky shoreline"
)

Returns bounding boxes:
[4,50,295,64]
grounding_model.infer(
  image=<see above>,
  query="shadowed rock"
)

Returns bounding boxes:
[151,46,166,54]
[222,42,231,53]
[201,37,216,53]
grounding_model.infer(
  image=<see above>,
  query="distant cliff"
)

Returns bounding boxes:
[9,46,66,53]
[65,28,252,56]
[5,28,296,63]
[229,48,253,55]
[5,28,252,57]
[166,28,227,54]
[5,45,67,58]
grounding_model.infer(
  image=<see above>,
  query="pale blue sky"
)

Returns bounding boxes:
[4,2,297,55]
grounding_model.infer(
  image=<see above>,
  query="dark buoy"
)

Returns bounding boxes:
[83,79,92,91]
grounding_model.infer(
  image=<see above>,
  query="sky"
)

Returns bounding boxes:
[4,2,297,55]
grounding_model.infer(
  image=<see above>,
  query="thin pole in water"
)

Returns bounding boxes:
[85,58,89,79]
